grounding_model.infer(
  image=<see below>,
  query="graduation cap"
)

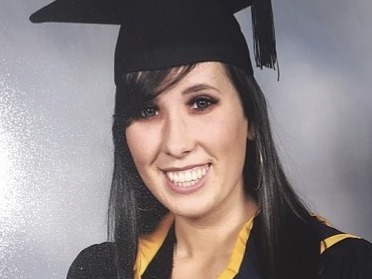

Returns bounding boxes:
[30,0,277,85]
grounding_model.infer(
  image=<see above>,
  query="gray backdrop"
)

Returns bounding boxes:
[1,0,371,278]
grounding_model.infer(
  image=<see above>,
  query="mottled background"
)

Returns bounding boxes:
[1,0,371,278]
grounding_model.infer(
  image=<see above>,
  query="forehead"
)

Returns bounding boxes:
[159,62,230,93]
[179,62,226,81]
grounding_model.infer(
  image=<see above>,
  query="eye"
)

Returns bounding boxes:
[190,97,216,111]
[140,104,159,118]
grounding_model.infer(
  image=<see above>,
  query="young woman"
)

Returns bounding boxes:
[30,0,372,278]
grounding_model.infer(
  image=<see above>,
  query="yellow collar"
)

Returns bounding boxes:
[133,214,360,278]
[315,215,359,254]
[134,214,255,279]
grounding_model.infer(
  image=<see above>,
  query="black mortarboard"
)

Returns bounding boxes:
[30,0,277,85]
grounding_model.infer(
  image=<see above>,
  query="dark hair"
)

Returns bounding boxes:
[108,63,320,279]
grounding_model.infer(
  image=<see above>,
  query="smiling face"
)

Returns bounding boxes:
[126,62,252,220]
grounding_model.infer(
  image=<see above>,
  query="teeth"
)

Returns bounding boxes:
[192,171,197,180]
[174,173,179,183]
[197,168,202,177]
[185,172,192,181]
[165,165,209,187]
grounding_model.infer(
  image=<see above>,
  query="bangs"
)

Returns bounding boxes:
[114,64,196,126]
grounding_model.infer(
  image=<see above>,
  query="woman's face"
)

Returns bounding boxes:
[126,62,252,220]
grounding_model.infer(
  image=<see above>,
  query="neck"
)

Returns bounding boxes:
[173,195,257,258]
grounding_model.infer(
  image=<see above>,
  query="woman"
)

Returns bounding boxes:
[30,0,372,278]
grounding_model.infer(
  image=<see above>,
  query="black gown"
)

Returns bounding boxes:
[66,219,372,279]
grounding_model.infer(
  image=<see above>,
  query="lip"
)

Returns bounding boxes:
[163,164,210,194]
[162,163,209,172]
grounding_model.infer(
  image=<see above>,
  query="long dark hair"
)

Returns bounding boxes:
[108,63,320,279]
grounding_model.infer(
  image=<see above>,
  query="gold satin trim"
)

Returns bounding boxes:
[320,233,360,254]
[314,215,360,254]
[134,214,175,279]
[217,216,254,279]
[133,214,254,279]
[134,214,359,279]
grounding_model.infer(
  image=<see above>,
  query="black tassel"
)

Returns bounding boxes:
[251,0,278,71]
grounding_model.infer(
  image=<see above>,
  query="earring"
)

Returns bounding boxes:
[253,141,264,191]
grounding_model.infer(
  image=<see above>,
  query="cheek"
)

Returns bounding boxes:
[195,109,249,174]
[197,112,248,150]
[126,123,164,185]
[218,121,247,163]
[125,125,151,168]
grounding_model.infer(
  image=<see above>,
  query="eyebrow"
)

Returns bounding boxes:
[181,83,221,95]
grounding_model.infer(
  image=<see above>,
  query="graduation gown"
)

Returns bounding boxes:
[66,216,372,279]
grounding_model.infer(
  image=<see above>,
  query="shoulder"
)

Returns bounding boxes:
[66,242,117,279]
[320,238,372,278]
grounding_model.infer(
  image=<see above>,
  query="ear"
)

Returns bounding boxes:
[247,123,255,140]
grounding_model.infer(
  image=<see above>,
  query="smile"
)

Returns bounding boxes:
[165,165,209,188]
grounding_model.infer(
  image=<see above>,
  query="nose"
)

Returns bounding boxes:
[162,112,195,159]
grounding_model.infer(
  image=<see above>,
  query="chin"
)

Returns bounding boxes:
[167,202,215,220]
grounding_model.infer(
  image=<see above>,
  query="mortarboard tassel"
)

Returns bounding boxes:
[251,0,278,71]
